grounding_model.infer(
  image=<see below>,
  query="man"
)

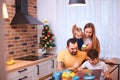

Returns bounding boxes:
[57,38,88,71]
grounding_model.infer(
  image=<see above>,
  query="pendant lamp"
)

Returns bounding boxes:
[69,0,85,6]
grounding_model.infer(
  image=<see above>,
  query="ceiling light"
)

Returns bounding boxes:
[69,0,85,6]
[2,3,9,19]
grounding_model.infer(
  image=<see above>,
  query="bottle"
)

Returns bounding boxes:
[6,53,15,65]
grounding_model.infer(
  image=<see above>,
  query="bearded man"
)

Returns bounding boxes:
[57,38,88,71]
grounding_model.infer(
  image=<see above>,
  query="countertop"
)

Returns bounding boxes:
[7,54,57,73]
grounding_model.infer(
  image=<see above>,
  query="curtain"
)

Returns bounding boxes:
[56,0,120,58]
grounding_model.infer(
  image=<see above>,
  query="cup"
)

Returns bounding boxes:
[72,76,80,80]
[53,72,62,80]
[83,75,95,80]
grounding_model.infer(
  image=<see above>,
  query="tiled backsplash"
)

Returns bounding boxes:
[5,0,38,60]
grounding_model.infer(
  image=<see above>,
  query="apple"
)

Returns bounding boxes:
[82,44,87,50]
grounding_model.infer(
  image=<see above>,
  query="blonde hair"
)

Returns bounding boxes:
[72,24,82,38]
[84,23,100,53]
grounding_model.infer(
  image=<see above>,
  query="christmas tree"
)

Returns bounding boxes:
[39,21,56,52]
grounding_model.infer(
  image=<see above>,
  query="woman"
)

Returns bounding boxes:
[82,23,100,54]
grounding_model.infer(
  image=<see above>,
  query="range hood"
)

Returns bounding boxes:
[10,0,43,25]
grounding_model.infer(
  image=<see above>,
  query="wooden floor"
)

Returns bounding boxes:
[39,73,53,80]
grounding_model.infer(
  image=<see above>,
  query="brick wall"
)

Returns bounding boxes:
[5,0,38,60]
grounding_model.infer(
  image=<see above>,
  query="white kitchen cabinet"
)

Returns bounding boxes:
[7,65,38,80]
[36,58,56,80]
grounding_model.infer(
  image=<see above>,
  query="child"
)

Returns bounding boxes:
[77,49,111,80]
[72,24,84,50]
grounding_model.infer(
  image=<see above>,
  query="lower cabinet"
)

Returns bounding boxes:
[36,58,56,80]
[7,65,38,80]
[7,57,57,80]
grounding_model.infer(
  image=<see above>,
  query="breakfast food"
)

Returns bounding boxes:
[61,70,77,80]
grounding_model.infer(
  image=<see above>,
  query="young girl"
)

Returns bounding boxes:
[72,24,84,50]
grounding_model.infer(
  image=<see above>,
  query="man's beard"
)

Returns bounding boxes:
[70,51,77,55]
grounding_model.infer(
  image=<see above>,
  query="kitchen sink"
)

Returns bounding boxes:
[15,55,48,61]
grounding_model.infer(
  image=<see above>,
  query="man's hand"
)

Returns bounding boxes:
[73,62,79,69]
[57,61,65,71]
[68,62,79,72]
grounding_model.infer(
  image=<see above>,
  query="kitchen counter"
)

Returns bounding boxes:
[7,54,57,73]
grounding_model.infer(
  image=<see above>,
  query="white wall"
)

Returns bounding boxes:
[37,0,57,53]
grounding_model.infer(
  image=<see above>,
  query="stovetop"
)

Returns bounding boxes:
[15,55,48,61]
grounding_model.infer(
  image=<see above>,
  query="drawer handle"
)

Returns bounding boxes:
[18,76,27,80]
[36,65,39,75]
[18,69,27,73]
[52,60,54,68]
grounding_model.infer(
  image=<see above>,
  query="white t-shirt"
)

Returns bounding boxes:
[81,60,108,80]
